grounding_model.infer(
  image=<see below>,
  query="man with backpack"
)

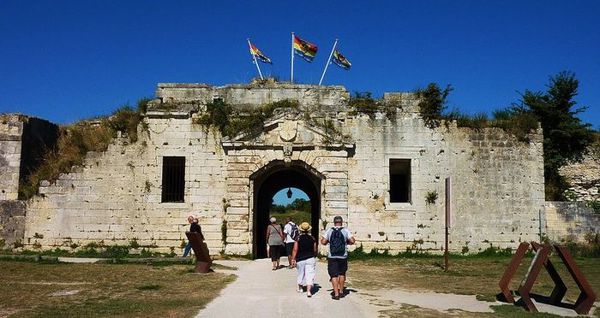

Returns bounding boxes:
[321,215,355,300]
[283,217,299,268]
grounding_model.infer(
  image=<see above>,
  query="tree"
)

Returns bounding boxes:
[517,71,594,200]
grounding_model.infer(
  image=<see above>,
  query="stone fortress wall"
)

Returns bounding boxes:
[0,82,596,255]
[0,115,25,201]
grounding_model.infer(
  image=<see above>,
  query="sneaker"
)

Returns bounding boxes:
[297,288,303,293]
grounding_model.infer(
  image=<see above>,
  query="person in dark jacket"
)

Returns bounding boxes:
[183,215,202,257]
[291,222,317,297]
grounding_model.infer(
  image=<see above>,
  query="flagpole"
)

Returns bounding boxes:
[247,39,264,80]
[319,39,338,86]
[290,32,295,83]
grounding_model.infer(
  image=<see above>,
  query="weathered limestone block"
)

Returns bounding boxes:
[0,200,26,248]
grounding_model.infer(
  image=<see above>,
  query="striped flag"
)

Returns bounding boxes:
[332,49,351,70]
[249,42,272,64]
[293,35,318,62]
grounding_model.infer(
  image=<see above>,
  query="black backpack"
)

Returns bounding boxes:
[289,223,300,241]
[329,227,346,257]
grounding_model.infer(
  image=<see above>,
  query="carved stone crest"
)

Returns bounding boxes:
[283,143,293,166]
[279,121,298,142]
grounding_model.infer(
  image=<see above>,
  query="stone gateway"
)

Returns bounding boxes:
[2,82,576,256]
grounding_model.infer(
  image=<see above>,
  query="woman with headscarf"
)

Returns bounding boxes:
[291,222,317,297]
[266,217,285,270]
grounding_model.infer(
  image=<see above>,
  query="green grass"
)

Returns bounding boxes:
[0,261,234,318]
[269,209,311,225]
[349,256,600,310]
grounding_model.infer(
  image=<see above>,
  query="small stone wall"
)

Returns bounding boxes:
[544,201,600,242]
[0,200,26,249]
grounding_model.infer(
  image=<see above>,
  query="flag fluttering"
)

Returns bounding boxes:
[249,42,272,64]
[332,50,351,70]
[293,35,318,62]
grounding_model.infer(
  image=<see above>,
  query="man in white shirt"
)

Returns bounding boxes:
[283,217,298,268]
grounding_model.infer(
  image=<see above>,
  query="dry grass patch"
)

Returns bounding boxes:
[0,261,234,317]
[348,256,600,304]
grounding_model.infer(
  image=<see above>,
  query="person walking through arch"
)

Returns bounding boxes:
[321,215,355,300]
[266,217,285,270]
[291,222,317,297]
[283,217,299,268]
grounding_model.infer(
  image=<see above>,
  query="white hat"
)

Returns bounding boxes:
[270,217,276,223]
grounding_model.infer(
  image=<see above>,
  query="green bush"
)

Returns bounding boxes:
[415,83,453,128]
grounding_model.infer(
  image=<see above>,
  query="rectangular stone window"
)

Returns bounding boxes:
[389,159,411,203]
[161,156,185,203]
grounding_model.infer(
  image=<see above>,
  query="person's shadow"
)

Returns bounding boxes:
[310,284,322,295]
[324,287,358,297]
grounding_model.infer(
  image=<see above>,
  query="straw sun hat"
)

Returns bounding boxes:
[299,222,311,232]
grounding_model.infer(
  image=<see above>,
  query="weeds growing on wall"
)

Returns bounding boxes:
[425,191,438,205]
[308,117,349,144]
[195,99,299,138]
[446,108,539,142]
[348,92,378,119]
[18,98,150,199]
[347,91,401,121]
[414,83,539,141]
[587,200,600,214]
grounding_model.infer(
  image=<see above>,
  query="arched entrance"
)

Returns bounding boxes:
[251,161,323,259]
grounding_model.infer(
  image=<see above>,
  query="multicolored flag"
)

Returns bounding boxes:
[332,50,351,70]
[249,42,272,64]
[293,35,318,62]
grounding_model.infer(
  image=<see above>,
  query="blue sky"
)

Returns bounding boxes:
[1,0,598,128]
[272,188,309,206]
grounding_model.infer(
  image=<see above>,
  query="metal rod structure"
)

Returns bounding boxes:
[444,177,451,271]
[319,39,337,86]
[290,32,295,83]
[247,39,263,80]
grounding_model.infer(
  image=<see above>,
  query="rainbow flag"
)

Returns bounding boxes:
[332,49,351,70]
[249,42,272,64]
[293,35,318,62]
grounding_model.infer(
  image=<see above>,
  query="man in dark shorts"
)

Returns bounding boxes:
[321,215,355,300]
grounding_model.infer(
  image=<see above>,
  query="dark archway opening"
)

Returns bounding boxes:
[252,161,322,259]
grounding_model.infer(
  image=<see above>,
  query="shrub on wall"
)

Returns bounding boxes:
[415,83,453,128]
[195,99,299,138]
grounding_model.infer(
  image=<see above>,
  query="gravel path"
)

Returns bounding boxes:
[196,258,375,318]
